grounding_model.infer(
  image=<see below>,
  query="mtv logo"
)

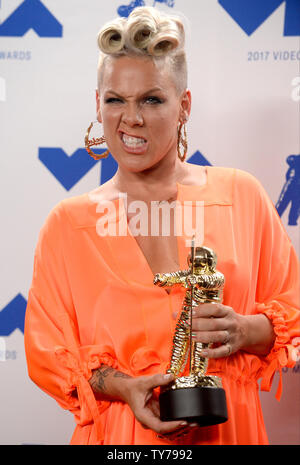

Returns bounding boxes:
[38,147,211,190]
[0,0,63,37]
[276,154,300,226]
[187,151,212,167]
[0,294,27,336]
[38,147,116,190]
[218,0,300,36]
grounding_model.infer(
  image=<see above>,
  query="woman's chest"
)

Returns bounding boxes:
[127,199,180,276]
[133,234,180,276]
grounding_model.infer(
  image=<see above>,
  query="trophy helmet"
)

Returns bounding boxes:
[187,246,217,271]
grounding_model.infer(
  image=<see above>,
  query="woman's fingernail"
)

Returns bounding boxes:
[189,423,198,427]
[180,421,188,426]
[164,373,173,380]
[200,350,208,356]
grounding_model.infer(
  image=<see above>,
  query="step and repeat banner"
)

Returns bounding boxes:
[0,0,299,445]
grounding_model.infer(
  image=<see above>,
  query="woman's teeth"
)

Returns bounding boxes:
[122,134,146,148]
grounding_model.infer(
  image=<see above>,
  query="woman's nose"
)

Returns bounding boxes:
[121,105,143,127]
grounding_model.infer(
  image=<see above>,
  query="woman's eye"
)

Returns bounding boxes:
[105,97,123,104]
[144,96,163,104]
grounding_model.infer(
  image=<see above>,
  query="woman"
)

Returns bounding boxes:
[24,7,299,445]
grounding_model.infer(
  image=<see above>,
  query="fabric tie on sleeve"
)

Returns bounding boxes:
[256,301,295,401]
[55,313,118,443]
[55,346,117,443]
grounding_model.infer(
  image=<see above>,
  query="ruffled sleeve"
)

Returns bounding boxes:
[24,202,116,443]
[252,178,300,400]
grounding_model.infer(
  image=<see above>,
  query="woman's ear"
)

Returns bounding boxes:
[180,89,192,123]
[96,89,102,123]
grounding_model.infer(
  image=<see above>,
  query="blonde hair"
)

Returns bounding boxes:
[97,7,187,94]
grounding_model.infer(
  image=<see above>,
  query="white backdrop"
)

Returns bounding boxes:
[0,0,299,445]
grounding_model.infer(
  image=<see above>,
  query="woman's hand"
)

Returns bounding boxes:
[90,366,196,438]
[191,303,275,358]
[123,373,194,437]
[191,303,245,358]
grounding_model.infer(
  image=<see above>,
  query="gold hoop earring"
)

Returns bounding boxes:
[177,121,188,162]
[84,121,109,160]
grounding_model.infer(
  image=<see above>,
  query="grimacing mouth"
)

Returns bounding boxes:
[119,130,148,143]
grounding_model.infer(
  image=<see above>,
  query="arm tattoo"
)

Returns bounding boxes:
[90,366,114,393]
[90,366,131,394]
[113,371,131,379]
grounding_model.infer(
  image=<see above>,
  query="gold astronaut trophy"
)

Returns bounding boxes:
[153,241,228,426]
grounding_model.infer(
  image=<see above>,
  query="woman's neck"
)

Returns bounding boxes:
[112,156,191,202]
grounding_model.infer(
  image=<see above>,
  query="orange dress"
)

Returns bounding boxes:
[24,167,300,445]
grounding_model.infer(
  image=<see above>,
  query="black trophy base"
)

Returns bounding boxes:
[160,386,228,427]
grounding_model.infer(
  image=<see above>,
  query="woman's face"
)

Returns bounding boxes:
[96,55,191,173]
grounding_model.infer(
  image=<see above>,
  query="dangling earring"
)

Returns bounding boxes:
[177,121,188,162]
[84,121,109,160]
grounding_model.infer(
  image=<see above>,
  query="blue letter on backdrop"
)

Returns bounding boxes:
[39,148,101,191]
[0,294,27,336]
[0,0,63,37]
[218,0,300,36]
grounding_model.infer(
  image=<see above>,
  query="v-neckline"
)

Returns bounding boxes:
[101,167,211,289]
[126,195,180,284]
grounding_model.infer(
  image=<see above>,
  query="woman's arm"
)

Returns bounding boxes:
[191,303,276,358]
[89,366,192,436]
[89,365,132,402]
[240,313,275,356]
